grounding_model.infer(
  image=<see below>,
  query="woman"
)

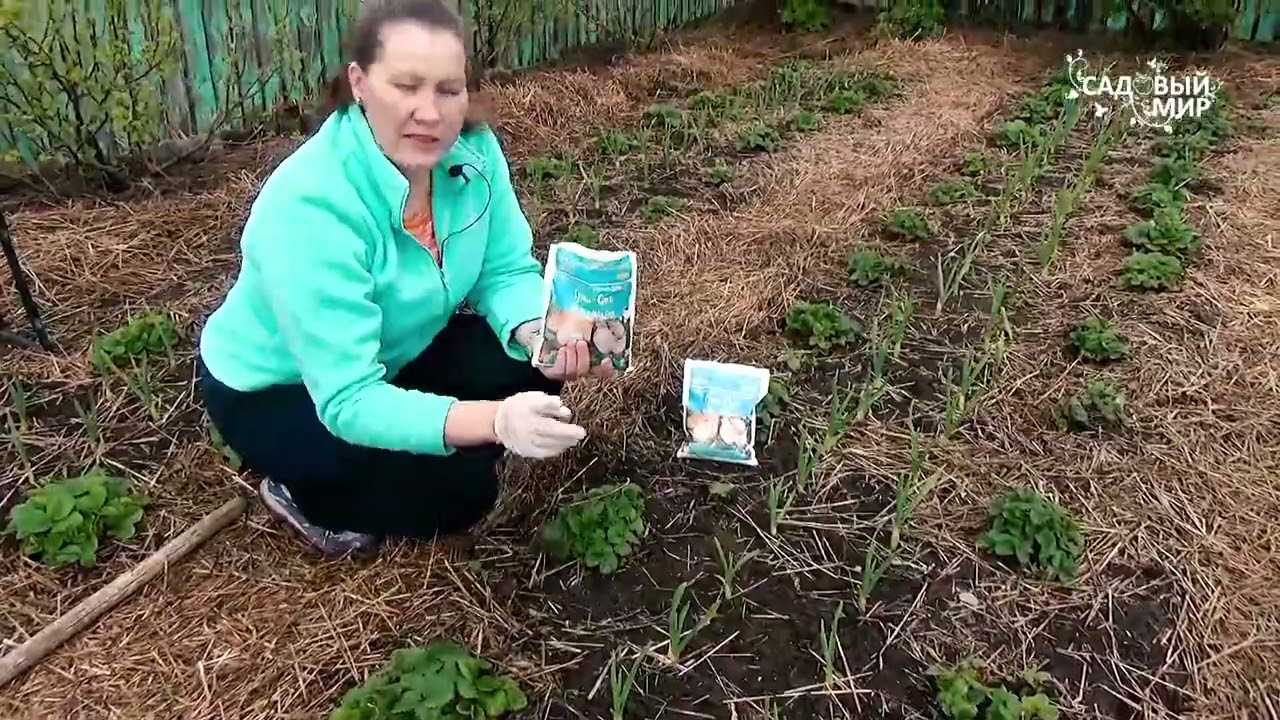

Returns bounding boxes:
[197,0,610,556]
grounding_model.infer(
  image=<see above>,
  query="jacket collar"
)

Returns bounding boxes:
[338,104,490,232]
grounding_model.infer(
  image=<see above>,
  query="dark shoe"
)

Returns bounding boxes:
[259,478,379,556]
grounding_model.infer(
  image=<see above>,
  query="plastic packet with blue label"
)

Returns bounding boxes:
[677,359,771,466]
[532,242,637,374]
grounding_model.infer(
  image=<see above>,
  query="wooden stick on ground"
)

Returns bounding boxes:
[0,495,249,690]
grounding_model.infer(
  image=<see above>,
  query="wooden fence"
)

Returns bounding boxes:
[0,0,1275,164]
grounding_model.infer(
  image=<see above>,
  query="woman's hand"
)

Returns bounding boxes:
[541,340,615,381]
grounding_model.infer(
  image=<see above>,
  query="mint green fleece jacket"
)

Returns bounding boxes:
[198,105,545,456]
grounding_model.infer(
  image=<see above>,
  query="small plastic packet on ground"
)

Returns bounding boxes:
[676,359,771,466]
[532,242,638,375]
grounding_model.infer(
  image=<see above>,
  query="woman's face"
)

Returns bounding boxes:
[348,20,469,175]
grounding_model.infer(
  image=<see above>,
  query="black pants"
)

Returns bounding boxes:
[197,313,561,538]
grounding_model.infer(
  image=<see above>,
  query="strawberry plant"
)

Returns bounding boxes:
[757,375,791,426]
[642,103,685,130]
[639,195,686,223]
[90,309,178,375]
[524,155,573,182]
[704,160,734,186]
[929,663,1061,720]
[928,178,981,205]
[562,223,600,248]
[1056,378,1126,432]
[885,207,933,240]
[596,129,641,157]
[978,487,1084,582]
[1130,181,1185,214]
[540,482,647,574]
[5,468,149,568]
[785,300,861,350]
[847,249,908,288]
[825,88,867,114]
[735,123,781,153]
[1119,251,1184,291]
[1121,206,1202,258]
[787,109,821,133]
[1068,316,1130,363]
[1148,155,1198,188]
[328,640,527,720]
[961,152,989,177]
[992,119,1044,149]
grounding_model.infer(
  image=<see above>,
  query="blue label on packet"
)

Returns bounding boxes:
[549,248,634,318]
[687,365,766,417]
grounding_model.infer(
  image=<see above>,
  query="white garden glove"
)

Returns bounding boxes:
[493,391,586,459]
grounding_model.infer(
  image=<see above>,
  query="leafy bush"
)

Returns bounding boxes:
[735,123,781,153]
[525,156,574,182]
[978,487,1084,582]
[1068,316,1130,362]
[90,309,178,375]
[785,300,861,350]
[540,483,647,574]
[1119,251,1184,291]
[5,468,149,568]
[1056,378,1127,432]
[328,641,527,720]
[642,103,685,130]
[1148,155,1198,188]
[885,207,934,240]
[1121,207,1202,258]
[847,249,908,288]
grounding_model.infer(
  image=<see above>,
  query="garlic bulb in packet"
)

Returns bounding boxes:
[532,242,638,374]
[676,359,770,466]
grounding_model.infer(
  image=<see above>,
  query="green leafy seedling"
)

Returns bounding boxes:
[643,103,685,130]
[540,483,647,574]
[930,664,989,720]
[787,109,821,133]
[639,195,687,223]
[961,152,989,177]
[848,72,900,100]
[327,640,528,720]
[785,300,861,351]
[1056,378,1127,432]
[1121,207,1202,258]
[885,207,933,240]
[978,487,1084,582]
[1148,155,1198,188]
[1131,182,1185,214]
[735,123,781,153]
[1068,316,1130,363]
[690,90,745,124]
[596,129,641,156]
[847,249,908,288]
[928,178,981,205]
[562,223,600,248]
[90,309,178,376]
[780,0,834,32]
[705,160,734,186]
[825,88,867,114]
[992,119,1044,149]
[1119,251,1184,291]
[525,155,574,182]
[5,468,149,568]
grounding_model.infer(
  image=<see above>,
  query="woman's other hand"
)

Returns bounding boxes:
[542,340,615,381]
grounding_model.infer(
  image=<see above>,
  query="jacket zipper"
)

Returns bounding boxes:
[400,178,452,317]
